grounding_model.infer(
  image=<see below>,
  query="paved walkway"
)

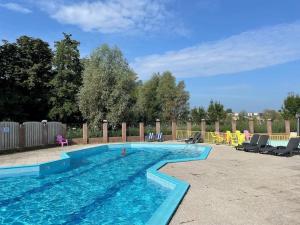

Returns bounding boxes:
[161,145,300,225]
[1,144,299,225]
[0,145,88,166]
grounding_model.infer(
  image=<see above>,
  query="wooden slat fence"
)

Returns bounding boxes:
[47,122,63,144]
[0,122,19,151]
[24,122,43,147]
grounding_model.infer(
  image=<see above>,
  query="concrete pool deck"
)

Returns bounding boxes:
[0,143,299,225]
[162,144,300,225]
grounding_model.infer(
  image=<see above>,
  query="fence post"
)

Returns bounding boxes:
[201,119,206,140]
[284,120,290,134]
[42,123,48,145]
[19,124,25,148]
[231,117,237,132]
[215,121,220,133]
[62,124,67,137]
[187,120,192,137]
[122,122,127,142]
[172,121,177,140]
[267,119,272,135]
[83,123,88,144]
[139,122,145,142]
[248,117,254,134]
[103,120,108,143]
[156,119,160,134]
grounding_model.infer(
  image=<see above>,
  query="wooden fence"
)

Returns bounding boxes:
[0,121,66,151]
[0,122,19,150]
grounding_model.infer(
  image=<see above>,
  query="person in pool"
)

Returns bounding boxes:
[121,148,126,156]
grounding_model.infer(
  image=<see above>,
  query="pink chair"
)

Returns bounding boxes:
[244,130,251,141]
[56,135,68,147]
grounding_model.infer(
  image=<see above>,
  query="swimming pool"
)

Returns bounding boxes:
[0,143,211,225]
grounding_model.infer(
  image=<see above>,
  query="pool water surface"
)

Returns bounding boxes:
[0,144,210,225]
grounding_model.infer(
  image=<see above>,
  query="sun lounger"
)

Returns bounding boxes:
[185,132,202,144]
[145,132,154,142]
[244,135,269,152]
[264,138,300,156]
[155,132,164,142]
[236,134,260,150]
[185,132,200,143]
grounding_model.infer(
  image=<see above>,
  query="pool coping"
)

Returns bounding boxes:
[0,143,212,225]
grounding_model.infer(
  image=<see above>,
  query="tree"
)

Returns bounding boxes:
[190,107,206,124]
[0,40,23,120]
[135,74,161,123]
[281,93,300,119]
[49,33,83,123]
[207,100,226,123]
[136,71,189,123]
[78,44,137,127]
[226,108,233,114]
[0,36,53,121]
[157,71,189,121]
[262,109,281,120]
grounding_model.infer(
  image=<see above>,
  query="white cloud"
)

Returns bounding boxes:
[0,2,31,13]
[131,22,300,79]
[37,0,182,34]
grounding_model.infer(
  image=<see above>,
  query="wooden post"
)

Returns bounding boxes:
[156,119,160,134]
[215,121,220,133]
[249,117,254,134]
[139,122,144,142]
[42,123,48,145]
[172,121,177,140]
[284,120,290,134]
[83,123,88,144]
[267,119,272,135]
[232,117,237,132]
[122,122,126,142]
[201,119,206,139]
[19,124,25,148]
[187,120,192,137]
[62,124,67,137]
[103,120,108,143]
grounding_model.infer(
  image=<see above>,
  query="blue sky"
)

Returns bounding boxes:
[0,0,300,112]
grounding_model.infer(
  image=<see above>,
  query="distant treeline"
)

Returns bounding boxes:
[1,34,299,128]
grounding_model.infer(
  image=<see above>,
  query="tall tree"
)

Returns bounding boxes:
[136,71,189,123]
[207,100,226,123]
[49,33,83,123]
[0,40,22,120]
[190,107,206,124]
[78,44,137,127]
[157,71,189,121]
[281,93,300,119]
[0,36,53,121]
[135,74,161,123]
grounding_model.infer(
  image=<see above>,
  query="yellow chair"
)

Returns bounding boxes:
[231,130,246,147]
[225,131,232,145]
[237,131,245,145]
[231,132,239,146]
[210,132,225,144]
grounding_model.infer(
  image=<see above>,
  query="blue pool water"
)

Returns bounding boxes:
[0,144,209,225]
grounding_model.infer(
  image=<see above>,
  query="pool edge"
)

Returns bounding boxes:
[145,145,212,225]
[0,143,212,225]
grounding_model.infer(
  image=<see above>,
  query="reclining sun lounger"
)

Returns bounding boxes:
[155,132,164,142]
[236,134,260,150]
[145,132,154,142]
[261,138,300,156]
[185,132,199,143]
[185,132,202,144]
[244,135,269,152]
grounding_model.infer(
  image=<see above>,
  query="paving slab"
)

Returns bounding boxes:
[161,144,300,225]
